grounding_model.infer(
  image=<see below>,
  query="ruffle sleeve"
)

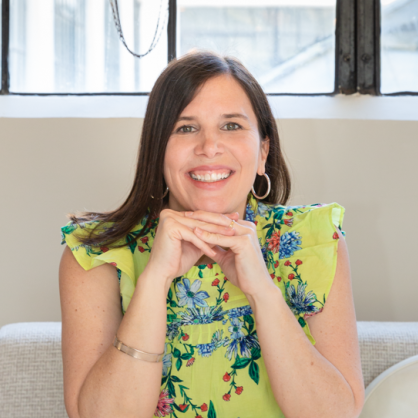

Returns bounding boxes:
[60,221,137,315]
[270,202,346,345]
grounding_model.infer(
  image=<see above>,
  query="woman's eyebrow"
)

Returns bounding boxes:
[222,113,249,121]
[176,113,249,122]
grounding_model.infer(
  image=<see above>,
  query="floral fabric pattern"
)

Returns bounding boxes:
[60,193,345,418]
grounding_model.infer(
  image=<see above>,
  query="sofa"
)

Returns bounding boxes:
[1,321,418,418]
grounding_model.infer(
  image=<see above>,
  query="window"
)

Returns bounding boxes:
[1,0,417,95]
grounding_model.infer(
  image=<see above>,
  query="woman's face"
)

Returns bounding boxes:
[164,74,269,218]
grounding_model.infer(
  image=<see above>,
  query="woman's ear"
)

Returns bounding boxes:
[258,136,270,174]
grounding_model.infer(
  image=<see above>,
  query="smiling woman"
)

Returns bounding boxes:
[59,50,364,418]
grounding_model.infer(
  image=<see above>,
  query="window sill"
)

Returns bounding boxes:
[0,94,417,121]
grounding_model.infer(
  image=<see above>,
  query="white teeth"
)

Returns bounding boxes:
[190,171,232,182]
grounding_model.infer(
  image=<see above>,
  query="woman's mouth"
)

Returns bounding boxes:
[189,170,233,183]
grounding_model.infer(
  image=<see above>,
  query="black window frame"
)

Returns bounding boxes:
[1,0,417,97]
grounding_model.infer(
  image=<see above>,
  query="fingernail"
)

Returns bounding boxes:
[185,211,194,217]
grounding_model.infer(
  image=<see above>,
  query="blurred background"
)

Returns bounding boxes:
[1,0,417,328]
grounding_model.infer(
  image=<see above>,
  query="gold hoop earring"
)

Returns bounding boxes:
[251,173,271,199]
[151,187,169,199]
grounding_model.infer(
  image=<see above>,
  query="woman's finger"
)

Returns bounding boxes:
[168,211,237,236]
[176,222,218,257]
[184,210,239,228]
[194,227,243,250]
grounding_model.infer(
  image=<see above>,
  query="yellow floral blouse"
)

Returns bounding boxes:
[61,193,345,418]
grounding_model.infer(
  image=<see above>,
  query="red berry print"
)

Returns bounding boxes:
[295,259,302,266]
[224,277,228,282]
[235,386,244,395]
[223,394,231,401]
[284,218,293,226]
[288,273,295,280]
[182,333,189,341]
[100,246,109,253]
[207,263,213,269]
[286,211,293,217]
[200,403,208,412]
[138,246,145,253]
[215,273,219,276]
[186,357,195,367]
[196,416,203,418]
[274,260,279,268]
[223,372,231,382]
[270,273,275,280]
[254,220,258,226]
[223,293,230,302]
[212,278,220,286]
[110,262,117,266]
[179,404,187,411]
[333,231,339,239]
[277,276,282,282]
[284,260,291,266]
[140,236,148,244]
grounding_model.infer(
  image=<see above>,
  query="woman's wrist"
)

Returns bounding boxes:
[140,264,173,296]
[245,279,282,309]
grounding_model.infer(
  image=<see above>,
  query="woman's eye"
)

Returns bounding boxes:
[224,122,240,131]
[177,125,195,133]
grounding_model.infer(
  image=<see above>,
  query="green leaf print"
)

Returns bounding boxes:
[176,357,183,371]
[208,400,217,418]
[168,379,176,397]
[181,353,193,360]
[244,314,254,333]
[173,348,181,358]
[170,375,183,383]
[298,317,306,328]
[167,314,177,323]
[251,347,261,361]
[249,361,260,385]
[231,357,251,369]
[61,224,77,236]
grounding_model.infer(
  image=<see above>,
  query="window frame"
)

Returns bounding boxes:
[1,0,417,96]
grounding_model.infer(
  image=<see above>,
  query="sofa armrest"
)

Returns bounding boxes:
[357,321,418,387]
[0,322,67,418]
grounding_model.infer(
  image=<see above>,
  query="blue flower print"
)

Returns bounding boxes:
[228,318,245,340]
[261,243,268,264]
[196,330,229,358]
[176,278,209,309]
[279,231,302,259]
[196,342,216,357]
[286,282,320,316]
[257,201,271,218]
[227,305,253,319]
[166,322,180,341]
[225,335,260,361]
[162,343,172,377]
[245,204,256,222]
[178,306,226,325]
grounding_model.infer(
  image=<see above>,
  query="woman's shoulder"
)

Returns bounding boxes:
[255,200,346,237]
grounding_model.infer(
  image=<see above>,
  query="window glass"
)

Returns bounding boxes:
[178,0,337,94]
[9,0,167,93]
[380,0,418,94]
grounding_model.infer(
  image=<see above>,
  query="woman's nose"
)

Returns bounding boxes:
[195,131,223,158]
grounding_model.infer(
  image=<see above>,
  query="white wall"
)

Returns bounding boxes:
[1,115,417,328]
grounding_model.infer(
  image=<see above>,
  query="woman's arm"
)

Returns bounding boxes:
[245,228,365,418]
[60,246,169,418]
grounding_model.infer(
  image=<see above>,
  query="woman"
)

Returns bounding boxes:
[59,50,365,418]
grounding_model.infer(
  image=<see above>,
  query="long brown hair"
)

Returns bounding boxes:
[67,49,291,249]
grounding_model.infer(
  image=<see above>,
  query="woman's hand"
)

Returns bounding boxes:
[186,211,275,298]
[143,209,237,292]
